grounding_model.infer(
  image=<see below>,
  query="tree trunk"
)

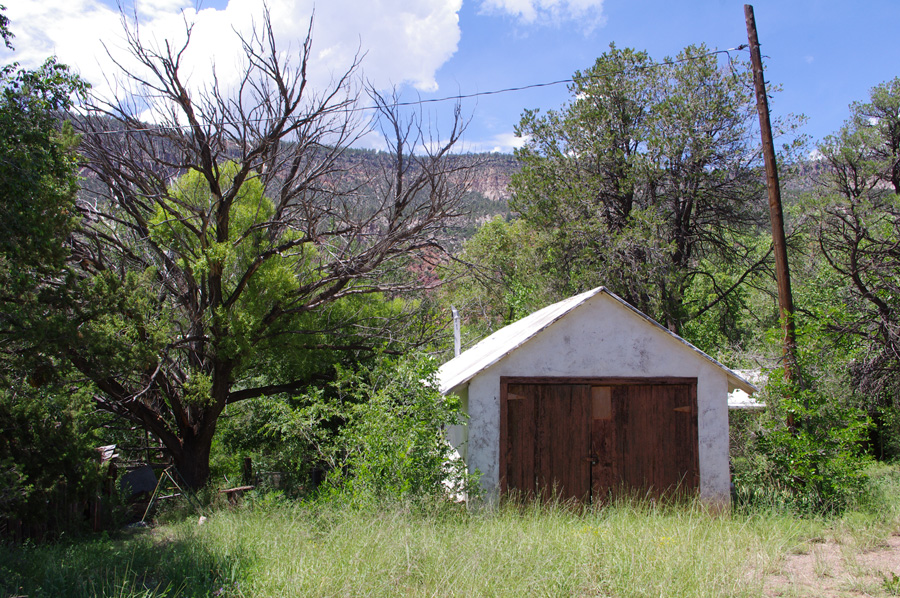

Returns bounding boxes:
[173,434,213,490]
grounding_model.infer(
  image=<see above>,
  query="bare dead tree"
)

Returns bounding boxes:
[59,9,474,488]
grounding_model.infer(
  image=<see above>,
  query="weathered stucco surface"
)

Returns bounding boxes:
[456,292,732,505]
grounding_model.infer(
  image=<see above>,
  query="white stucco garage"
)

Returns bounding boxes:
[438,286,757,506]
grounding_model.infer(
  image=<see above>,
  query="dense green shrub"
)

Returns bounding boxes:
[322,354,479,503]
[732,368,873,515]
[0,381,105,539]
[214,353,479,504]
[213,393,336,493]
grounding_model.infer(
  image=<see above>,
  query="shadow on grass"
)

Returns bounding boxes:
[0,525,247,598]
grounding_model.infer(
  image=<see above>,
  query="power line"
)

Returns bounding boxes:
[82,45,750,136]
[397,45,749,108]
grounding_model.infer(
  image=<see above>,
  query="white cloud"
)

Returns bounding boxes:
[2,0,121,92]
[1,0,462,105]
[479,0,605,30]
[472,131,528,154]
[134,0,193,20]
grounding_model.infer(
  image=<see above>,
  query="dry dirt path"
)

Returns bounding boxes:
[764,532,900,597]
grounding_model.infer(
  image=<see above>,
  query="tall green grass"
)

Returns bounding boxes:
[3,469,898,598]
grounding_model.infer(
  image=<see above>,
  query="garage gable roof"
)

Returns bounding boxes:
[437,287,757,395]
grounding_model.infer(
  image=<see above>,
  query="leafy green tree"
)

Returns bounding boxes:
[0,7,100,538]
[441,216,553,340]
[510,44,780,336]
[812,77,900,458]
[0,7,86,278]
[0,6,86,388]
[4,11,472,490]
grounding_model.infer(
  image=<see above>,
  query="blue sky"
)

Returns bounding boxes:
[3,0,898,153]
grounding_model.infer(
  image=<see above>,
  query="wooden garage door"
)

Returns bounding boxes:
[500,378,698,502]
[504,383,592,501]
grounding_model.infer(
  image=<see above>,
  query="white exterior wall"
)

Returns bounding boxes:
[445,385,469,462]
[463,293,731,505]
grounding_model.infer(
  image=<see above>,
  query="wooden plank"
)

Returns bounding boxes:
[569,384,591,502]
[654,384,679,493]
[681,384,700,490]
[591,393,617,502]
[500,377,699,503]
[535,384,551,499]
[500,377,701,388]
[644,384,699,496]
[612,385,634,493]
[637,385,656,492]
[664,383,699,493]
[504,383,537,497]
[537,384,590,502]
[617,384,655,495]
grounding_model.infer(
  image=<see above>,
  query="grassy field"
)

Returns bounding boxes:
[2,468,899,598]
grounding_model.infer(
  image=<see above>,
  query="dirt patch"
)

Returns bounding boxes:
[764,532,900,597]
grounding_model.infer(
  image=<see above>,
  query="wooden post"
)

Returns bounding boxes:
[744,5,800,394]
[242,457,253,487]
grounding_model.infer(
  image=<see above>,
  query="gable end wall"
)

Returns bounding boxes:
[463,293,731,505]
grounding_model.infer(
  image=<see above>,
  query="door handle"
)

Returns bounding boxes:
[584,455,599,466]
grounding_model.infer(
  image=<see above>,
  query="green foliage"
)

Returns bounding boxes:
[884,571,900,596]
[0,11,102,540]
[214,391,337,492]
[809,76,900,459]
[509,43,777,335]
[0,8,87,330]
[8,142,445,489]
[0,378,104,538]
[733,314,873,514]
[0,5,11,50]
[0,47,87,278]
[322,353,478,503]
[146,161,319,373]
[440,216,554,340]
[214,351,477,502]
[680,248,763,355]
[746,378,871,515]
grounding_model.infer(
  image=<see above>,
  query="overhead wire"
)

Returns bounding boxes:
[81,45,750,136]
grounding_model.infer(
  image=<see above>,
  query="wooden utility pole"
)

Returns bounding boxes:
[745,4,800,389]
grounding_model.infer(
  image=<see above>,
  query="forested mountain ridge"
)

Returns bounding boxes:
[75,138,519,244]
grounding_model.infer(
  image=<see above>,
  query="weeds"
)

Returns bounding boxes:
[2,465,898,598]
[0,496,794,598]
[884,571,900,596]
